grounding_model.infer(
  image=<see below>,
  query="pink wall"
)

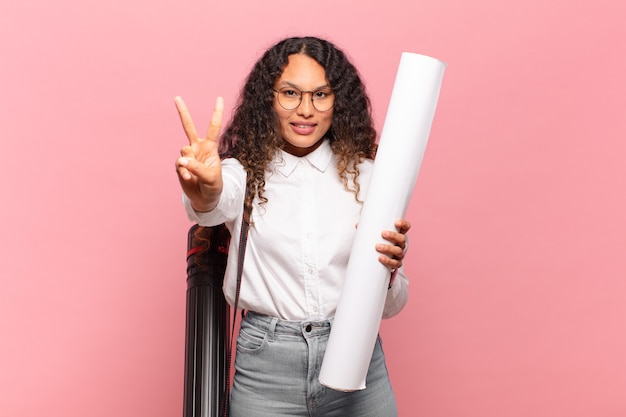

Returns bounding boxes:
[1,0,625,416]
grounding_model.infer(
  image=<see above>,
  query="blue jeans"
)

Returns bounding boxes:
[229,311,398,417]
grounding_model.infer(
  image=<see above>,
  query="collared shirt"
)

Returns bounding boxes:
[184,140,408,321]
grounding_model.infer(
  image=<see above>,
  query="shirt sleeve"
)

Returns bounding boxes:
[382,266,409,318]
[182,158,246,227]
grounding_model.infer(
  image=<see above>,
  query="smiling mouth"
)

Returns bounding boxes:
[290,123,318,135]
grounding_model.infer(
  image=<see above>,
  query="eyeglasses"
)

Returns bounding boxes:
[273,86,334,112]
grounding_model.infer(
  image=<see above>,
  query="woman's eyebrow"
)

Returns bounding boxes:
[275,81,331,90]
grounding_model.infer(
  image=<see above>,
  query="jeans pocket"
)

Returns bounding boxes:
[236,320,268,353]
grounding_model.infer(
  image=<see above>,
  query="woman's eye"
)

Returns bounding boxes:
[315,90,333,99]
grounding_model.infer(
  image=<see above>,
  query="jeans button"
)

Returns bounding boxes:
[305,324,312,332]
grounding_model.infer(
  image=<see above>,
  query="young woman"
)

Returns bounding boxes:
[175,36,410,417]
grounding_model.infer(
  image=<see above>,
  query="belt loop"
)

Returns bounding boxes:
[268,317,278,342]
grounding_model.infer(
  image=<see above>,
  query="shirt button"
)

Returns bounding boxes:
[305,324,312,332]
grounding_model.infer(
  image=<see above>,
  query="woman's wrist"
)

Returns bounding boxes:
[191,200,217,213]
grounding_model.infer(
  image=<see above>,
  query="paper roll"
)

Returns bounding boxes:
[319,53,446,391]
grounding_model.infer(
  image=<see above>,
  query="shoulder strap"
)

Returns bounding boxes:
[232,215,250,326]
[220,201,250,417]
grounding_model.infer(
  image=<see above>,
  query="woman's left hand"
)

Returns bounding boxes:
[376,219,411,270]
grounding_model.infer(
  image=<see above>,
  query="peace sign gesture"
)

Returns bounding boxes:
[174,96,224,212]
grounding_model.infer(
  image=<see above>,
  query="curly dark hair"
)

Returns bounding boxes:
[219,36,378,220]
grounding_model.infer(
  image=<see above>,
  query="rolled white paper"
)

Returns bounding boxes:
[319,53,446,391]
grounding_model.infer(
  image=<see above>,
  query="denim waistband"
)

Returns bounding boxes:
[244,311,333,338]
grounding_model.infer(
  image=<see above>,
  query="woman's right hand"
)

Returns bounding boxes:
[174,96,224,212]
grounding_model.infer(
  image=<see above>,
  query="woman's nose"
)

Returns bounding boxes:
[296,92,314,116]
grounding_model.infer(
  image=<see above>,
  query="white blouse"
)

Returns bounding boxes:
[184,140,408,321]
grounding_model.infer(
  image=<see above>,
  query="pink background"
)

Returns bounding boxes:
[1,0,625,415]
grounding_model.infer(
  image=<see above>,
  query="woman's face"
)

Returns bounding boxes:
[273,54,334,157]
